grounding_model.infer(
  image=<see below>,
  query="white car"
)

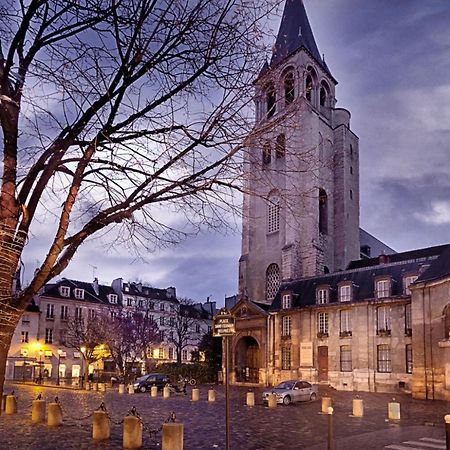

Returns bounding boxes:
[262,380,318,405]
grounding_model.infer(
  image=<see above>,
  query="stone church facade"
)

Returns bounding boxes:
[231,0,450,401]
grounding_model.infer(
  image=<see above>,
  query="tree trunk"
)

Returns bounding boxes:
[0,328,16,413]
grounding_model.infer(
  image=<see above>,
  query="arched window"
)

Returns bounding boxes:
[266,263,280,301]
[275,134,286,159]
[305,74,313,102]
[267,194,280,233]
[319,189,328,234]
[262,143,271,165]
[266,83,276,118]
[320,82,329,107]
[284,71,295,105]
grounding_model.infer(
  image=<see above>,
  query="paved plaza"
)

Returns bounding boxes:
[0,382,448,449]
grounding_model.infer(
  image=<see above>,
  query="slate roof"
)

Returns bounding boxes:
[270,0,331,77]
[123,282,178,303]
[42,278,116,305]
[270,244,450,311]
[416,245,450,283]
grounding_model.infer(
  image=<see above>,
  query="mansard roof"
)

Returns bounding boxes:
[270,0,330,76]
[122,282,178,303]
[416,244,450,283]
[42,278,115,305]
[270,243,450,310]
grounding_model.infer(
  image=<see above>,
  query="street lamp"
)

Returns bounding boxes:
[57,349,62,385]
[38,349,43,384]
[80,346,87,387]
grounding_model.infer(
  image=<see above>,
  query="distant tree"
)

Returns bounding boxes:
[100,307,160,382]
[197,330,222,375]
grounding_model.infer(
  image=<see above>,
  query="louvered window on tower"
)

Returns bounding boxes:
[266,83,276,118]
[262,143,271,165]
[284,72,295,105]
[267,196,280,233]
[276,134,286,159]
[266,263,280,301]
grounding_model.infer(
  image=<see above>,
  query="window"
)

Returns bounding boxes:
[305,74,313,102]
[376,279,390,298]
[21,331,29,343]
[266,83,276,118]
[60,286,70,297]
[276,134,286,159]
[282,294,291,309]
[320,82,329,108]
[319,189,328,234]
[170,304,175,312]
[74,288,84,299]
[160,303,165,312]
[317,312,328,336]
[267,195,280,233]
[284,71,295,105]
[405,304,412,335]
[46,303,54,319]
[22,314,30,325]
[75,307,82,320]
[406,344,413,374]
[282,316,291,337]
[350,189,353,200]
[168,347,174,360]
[266,263,280,301]
[158,348,165,359]
[340,310,352,336]
[60,330,66,345]
[61,305,68,320]
[377,306,391,334]
[45,328,53,344]
[195,324,200,333]
[109,294,118,304]
[127,298,133,307]
[377,344,391,372]
[182,349,188,361]
[160,317,165,326]
[262,143,271,165]
[340,345,352,372]
[404,276,418,295]
[281,347,291,370]
[149,315,154,323]
[88,309,96,319]
[149,301,155,310]
[138,300,143,308]
[339,285,351,302]
[317,288,329,305]
[169,331,174,340]
[159,330,165,341]
[169,317,175,327]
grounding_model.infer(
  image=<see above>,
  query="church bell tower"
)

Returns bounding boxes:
[239,0,360,304]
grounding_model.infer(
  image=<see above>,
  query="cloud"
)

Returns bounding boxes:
[414,201,450,225]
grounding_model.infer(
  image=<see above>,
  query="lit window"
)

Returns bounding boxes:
[74,288,84,299]
[282,294,291,309]
[339,285,351,302]
[377,306,391,335]
[406,344,413,374]
[45,328,53,344]
[404,276,418,295]
[317,312,328,335]
[266,264,280,301]
[376,279,390,299]
[340,345,352,372]
[282,316,291,337]
[340,310,352,336]
[267,196,280,233]
[317,288,329,305]
[21,331,29,343]
[377,344,391,372]
[281,347,291,370]
[60,286,70,297]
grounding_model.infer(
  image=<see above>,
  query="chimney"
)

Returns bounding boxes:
[92,277,99,295]
[166,287,176,298]
[379,252,389,265]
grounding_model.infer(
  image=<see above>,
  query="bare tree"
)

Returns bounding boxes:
[0,0,279,394]
[100,308,160,382]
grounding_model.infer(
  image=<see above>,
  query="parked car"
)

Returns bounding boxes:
[262,380,318,405]
[133,373,170,393]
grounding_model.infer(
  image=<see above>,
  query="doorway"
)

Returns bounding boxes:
[318,346,328,382]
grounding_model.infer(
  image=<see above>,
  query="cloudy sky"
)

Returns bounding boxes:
[22,0,450,305]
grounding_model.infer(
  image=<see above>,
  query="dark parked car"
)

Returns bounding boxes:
[133,373,170,393]
[262,380,318,405]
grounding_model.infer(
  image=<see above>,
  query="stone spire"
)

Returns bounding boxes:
[271,0,323,67]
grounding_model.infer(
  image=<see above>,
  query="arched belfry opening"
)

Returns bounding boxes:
[319,188,328,235]
[235,336,260,383]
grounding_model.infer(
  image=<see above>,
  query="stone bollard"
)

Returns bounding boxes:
[388,398,401,420]
[162,422,183,450]
[32,399,46,423]
[267,393,277,408]
[444,414,450,450]
[48,402,63,426]
[208,390,216,402]
[100,383,107,392]
[123,415,142,449]
[92,382,98,391]
[163,386,170,399]
[151,386,158,397]
[85,382,91,391]
[128,384,134,395]
[352,397,364,417]
[321,396,332,414]
[118,384,126,394]
[246,391,255,407]
[92,410,110,441]
[192,388,199,401]
[2,393,7,411]
[5,395,17,415]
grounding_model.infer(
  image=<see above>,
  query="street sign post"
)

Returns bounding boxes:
[213,308,235,450]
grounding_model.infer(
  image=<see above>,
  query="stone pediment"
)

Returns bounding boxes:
[230,298,269,319]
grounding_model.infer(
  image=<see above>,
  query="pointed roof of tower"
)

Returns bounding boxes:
[270,0,327,71]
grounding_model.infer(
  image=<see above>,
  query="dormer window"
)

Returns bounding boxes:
[60,286,70,297]
[74,288,84,300]
[338,284,352,302]
[109,294,118,304]
[403,275,418,295]
[376,279,391,299]
[316,287,329,305]
[282,294,292,309]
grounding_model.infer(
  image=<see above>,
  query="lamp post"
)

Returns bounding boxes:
[38,349,43,384]
[57,349,62,385]
[80,346,87,388]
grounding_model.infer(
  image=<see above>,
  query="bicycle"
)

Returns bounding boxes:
[179,375,196,386]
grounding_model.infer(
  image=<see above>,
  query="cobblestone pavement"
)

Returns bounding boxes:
[0,382,448,450]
